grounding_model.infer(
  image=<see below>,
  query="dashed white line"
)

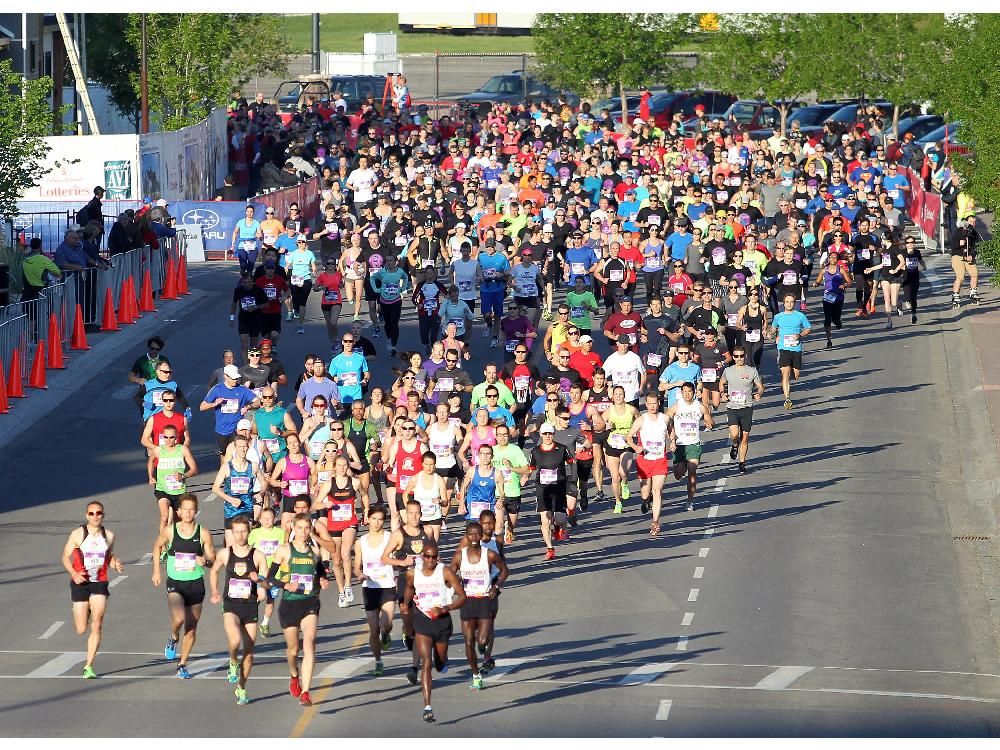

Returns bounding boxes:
[38,622,64,640]
[655,699,673,720]
[693,567,705,579]
[698,547,710,558]
[26,652,87,677]
[687,588,700,602]
[713,478,726,493]
[703,527,714,538]
[681,612,694,627]
[708,504,719,518]
[676,636,689,652]
[755,665,815,690]
[108,576,127,587]
[204,493,217,503]
[317,657,369,679]
[618,663,676,685]
[720,453,732,465]
[185,657,231,677]
[484,658,528,682]
[135,553,153,566]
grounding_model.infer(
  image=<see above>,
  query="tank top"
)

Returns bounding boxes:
[284,541,319,601]
[74,526,110,582]
[483,537,501,580]
[315,459,335,486]
[155,445,187,495]
[567,400,589,428]
[395,440,425,492]
[642,240,665,272]
[588,387,613,415]
[413,472,442,522]
[427,423,458,468]
[368,405,390,444]
[606,405,634,450]
[396,524,429,568]
[282,453,310,497]
[325,475,358,531]
[638,413,669,460]
[151,411,186,447]
[468,425,497,455]
[673,398,703,446]
[224,459,255,519]
[360,532,395,589]
[254,407,288,458]
[465,466,497,520]
[742,303,764,343]
[166,523,204,581]
[306,424,331,460]
[346,419,372,465]
[224,546,258,603]
[413,563,450,616]
[459,546,491,598]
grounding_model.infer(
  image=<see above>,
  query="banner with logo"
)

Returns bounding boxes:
[21,134,141,202]
[103,160,134,199]
[902,167,940,239]
[171,200,267,258]
[139,108,228,201]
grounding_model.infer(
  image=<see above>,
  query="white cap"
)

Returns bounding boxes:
[297,234,308,242]
[539,423,555,434]
[223,364,240,379]
[236,418,252,431]
[579,334,594,343]
[543,224,553,233]
[155,198,169,207]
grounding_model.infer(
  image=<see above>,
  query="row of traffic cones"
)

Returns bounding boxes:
[0,256,190,414]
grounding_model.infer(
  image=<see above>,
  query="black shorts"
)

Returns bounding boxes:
[70,580,110,602]
[536,482,567,513]
[460,297,477,313]
[727,407,753,433]
[421,517,443,527]
[413,609,454,642]
[166,577,206,607]
[777,349,803,370]
[514,295,538,308]
[364,277,378,302]
[591,429,609,448]
[215,432,235,456]
[237,315,262,337]
[604,444,632,459]
[460,596,494,621]
[154,490,184,510]
[259,312,282,334]
[281,495,300,514]
[702,380,721,393]
[278,596,321,629]
[362,586,396,611]
[329,524,358,539]
[435,464,462,481]
[223,599,260,625]
[503,496,522,515]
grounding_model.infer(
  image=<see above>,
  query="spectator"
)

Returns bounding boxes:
[214,174,244,201]
[108,212,136,256]
[21,237,62,302]
[54,230,96,272]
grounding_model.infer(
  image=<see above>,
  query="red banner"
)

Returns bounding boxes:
[256,176,321,222]
[902,167,940,238]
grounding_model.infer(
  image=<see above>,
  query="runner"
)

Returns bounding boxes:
[665,383,715,512]
[353,505,397,677]
[247,506,285,638]
[201,364,259,464]
[208,515,268,705]
[587,368,614,503]
[61,501,124,678]
[603,334,646,407]
[458,443,505,536]
[528,424,574,559]
[314,257,345,348]
[770,294,812,410]
[385,419,427,530]
[815,251,853,348]
[604,386,639,514]
[382,498,430,680]
[626,393,671,536]
[147,424,198,532]
[268,434,315,532]
[370,252,410,356]
[693,329,732,422]
[736,287,769,369]
[719,347,765,474]
[314,454,361,607]
[212,436,268,547]
[151,494,217,679]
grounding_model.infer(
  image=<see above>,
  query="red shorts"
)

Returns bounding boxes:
[636,454,669,479]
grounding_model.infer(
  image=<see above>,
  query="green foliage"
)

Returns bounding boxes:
[0,60,61,219]
[123,14,290,131]
[86,14,141,127]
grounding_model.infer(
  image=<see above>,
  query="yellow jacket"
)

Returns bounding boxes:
[957,192,976,221]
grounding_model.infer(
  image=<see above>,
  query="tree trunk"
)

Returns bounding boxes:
[893,103,900,141]
[620,80,629,132]
[779,104,788,138]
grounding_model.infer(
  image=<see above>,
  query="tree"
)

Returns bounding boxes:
[698,14,828,137]
[533,13,695,129]
[123,14,290,131]
[86,14,141,129]
[0,60,63,219]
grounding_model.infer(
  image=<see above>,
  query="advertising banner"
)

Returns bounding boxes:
[22,134,141,202]
[171,200,267,258]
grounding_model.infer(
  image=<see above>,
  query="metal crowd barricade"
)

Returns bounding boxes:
[0,311,29,384]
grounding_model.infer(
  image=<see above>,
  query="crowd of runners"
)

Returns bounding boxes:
[61,91,982,721]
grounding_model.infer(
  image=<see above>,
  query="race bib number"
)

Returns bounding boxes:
[906,257,918,270]
[463,573,490,597]
[459,280,472,293]
[608,432,627,449]
[422,259,435,269]
[727,313,739,327]
[256,539,280,556]
[701,367,717,383]
[470,500,492,517]
[712,247,727,265]
[672,282,685,293]
[329,503,352,521]
[745,329,761,342]
[645,256,661,270]
[676,418,699,442]
[241,240,256,252]
[424,299,438,313]
[823,290,838,303]
[888,189,899,199]
[646,353,662,368]
[323,289,341,304]
[264,286,277,300]
[437,377,454,392]
[262,438,280,453]
[84,551,105,570]
[729,390,749,408]
[228,578,252,600]
[649,215,661,226]
[398,474,411,490]
[221,399,239,414]
[240,297,256,311]
[782,271,798,285]
[859,249,871,260]
[571,262,586,276]
[291,275,306,287]
[231,475,251,494]
[505,341,517,352]
[288,479,308,495]
[609,269,624,282]
[290,573,313,594]
[384,284,400,298]
[881,253,892,267]
[174,552,197,573]
[539,468,559,485]
[165,474,183,492]
[783,334,800,348]
[644,440,665,459]
[341,372,358,388]
[364,560,394,586]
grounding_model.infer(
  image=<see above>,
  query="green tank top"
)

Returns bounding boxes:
[155,445,186,494]
[254,406,288,458]
[165,523,204,581]
[284,541,319,600]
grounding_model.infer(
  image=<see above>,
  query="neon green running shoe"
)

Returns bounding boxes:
[470,674,484,690]
[82,665,97,679]
[235,687,249,705]
[227,661,239,684]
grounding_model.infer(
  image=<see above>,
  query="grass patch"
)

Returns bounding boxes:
[281,13,534,54]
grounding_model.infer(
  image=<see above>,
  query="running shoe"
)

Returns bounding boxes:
[176,665,192,680]
[82,665,97,679]
[568,509,578,527]
[504,525,514,545]
[595,490,609,503]
[344,586,355,604]
[423,707,435,723]
[372,327,381,338]
[730,445,738,461]
[403,634,414,652]
[911,315,918,324]
[259,622,270,639]
[544,548,556,561]
[227,661,239,684]
[686,500,694,512]
[799,301,807,312]
[235,687,249,705]
[483,327,491,339]
[289,675,302,698]
[286,311,294,321]
[297,326,304,335]
[299,691,312,707]
[164,636,178,661]
[481,657,496,674]
[738,462,748,474]
[783,398,793,410]
[621,480,630,500]
[381,631,391,649]
[440,519,448,533]
[559,527,570,542]
[826,340,833,349]
[338,592,348,608]
[641,499,650,515]
[613,501,623,514]
[470,674,484,690]
[373,660,384,677]
[407,667,419,685]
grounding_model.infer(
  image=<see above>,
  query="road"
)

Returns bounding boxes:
[1,255,998,737]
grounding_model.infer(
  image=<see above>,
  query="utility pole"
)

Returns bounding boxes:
[141,13,149,134]
[311,14,320,74]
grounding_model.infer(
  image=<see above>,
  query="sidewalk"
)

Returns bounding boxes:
[0,288,210,447]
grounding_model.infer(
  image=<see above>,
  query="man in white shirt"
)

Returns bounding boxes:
[602,335,647,407]
[346,156,378,215]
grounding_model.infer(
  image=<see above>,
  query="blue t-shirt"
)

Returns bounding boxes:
[666,231,694,262]
[565,246,598,282]
[486,406,515,427]
[659,361,702,407]
[772,311,811,351]
[584,175,602,204]
[204,383,258,436]
[328,351,368,404]
[478,252,510,293]
[617,200,641,232]
[274,234,297,266]
[236,218,261,241]
[882,173,909,208]
[370,268,408,303]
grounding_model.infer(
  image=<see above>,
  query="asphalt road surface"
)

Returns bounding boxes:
[1,255,998,737]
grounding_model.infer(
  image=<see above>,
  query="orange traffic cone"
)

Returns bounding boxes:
[177,255,191,295]
[139,269,156,312]
[101,288,120,332]
[28,341,47,389]
[7,348,25,398]
[118,280,135,325]
[70,304,91,350]
[126,277,141,320]
[161,258,179,300]
[46,313,66,369]
[0,361,10,414]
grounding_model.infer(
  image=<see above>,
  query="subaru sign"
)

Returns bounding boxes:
[172,201,266,256]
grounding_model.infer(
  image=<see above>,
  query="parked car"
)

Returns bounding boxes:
[456,72,578,117]
[894,115,945,142]
[748,103,843,139]
[824,101,894,129]
[643,90,736,129]
[275,74,387,114]
[917,122,972,156]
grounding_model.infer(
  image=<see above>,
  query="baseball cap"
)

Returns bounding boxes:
[539,423,555,435]
[579,335,593,343]
[616,334,630,344]
[236,419,252,431]
[296,234,308,242]
[521,248,532,256]
[155,198,169,207]
[223,365,240,379]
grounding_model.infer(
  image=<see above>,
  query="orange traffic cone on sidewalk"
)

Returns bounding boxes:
[161,259,179,300]
[177,255,191,295]
[126,277,141,320]
[139,269,156,312]
[118,279,136,325]
[47,313,66,369]
[70,304,91,350]
[28,341,47,389]
[8,348,25,398]
[101,288,120,332]
[0,362,10,414]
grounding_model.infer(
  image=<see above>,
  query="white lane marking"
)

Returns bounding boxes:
[135,553,153,566]
[687,588,699,602]
[26,652,87,677]
[681,612,694,627]
[204,493,217,503]
[186,657,231,677]
[111,384,136,399]
[755,665,815,690]
[708,504,719,518]
[676,636,689,652]
[483,657,528,682]
[108,576,127,588]
[317,657,369,679]
[699,547,709,558]
[655,699,673,720]
[720,453,731,465]
[703,527,714,538]
[38,622,64,640]
[713,478,726,493]
[693,567,704,579]
[617,663,676,685]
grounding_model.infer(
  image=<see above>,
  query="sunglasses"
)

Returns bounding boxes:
[446,358,458,362]
[677,352,690,356]
[261,394,275,400]
[330,427,344,432]
[423,553,439,560]
[558,311,569,315]
[402,426,415,432]
[733,354,746,358]
[313,402,327,408]
[515,349,527,354]
[87,511,104,517]
[163,435,178,440]
[486,394,499,398]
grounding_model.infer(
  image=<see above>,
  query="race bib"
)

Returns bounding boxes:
[906,257,918,270]
[676,418,699,442]
[329,503,352,521]
[424,299,438,313]
[783,334,800,348]
[323,289,341,304]
[221,399,239,414]
[881,253,892,267]
[608,432,627,449]
[644,440,665,459]
[727,313,739,327]
[165,474,183,493]
[341,372,359,387]
[463,573,490,597]
[422,259,435,269]
[470,500,492,517]
[288,479,308,495]
[84,551,105,570]
[459,280,472,292]
[645,256,661,270]
[646,353,662,368]
[822,290,838,303]
[888,189,899,199]
[174,552,197,573]
[859,249,871,260]
[745,329,761,342]
[240,297,256,311]
[262,438,280,453]
[539,468,559,485]
[570,306,584,318]
[264,286,277,300]
[729,390,749,408]
[672,282,685,293]
[256,539,280,556]
[231,475,251,494]
[384,284,400,298]
[505,341,517,352]
[290,573,313,594]
[398,474,412,490]
[571,262,586,276]
[701,367,717,383]
[782,271,798,285]
[228,578,252,600]
[712,247,727,265]
[364,560,394,586]
[291,275,306,287]
[437,377,454,392]
[609,269,624,282]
